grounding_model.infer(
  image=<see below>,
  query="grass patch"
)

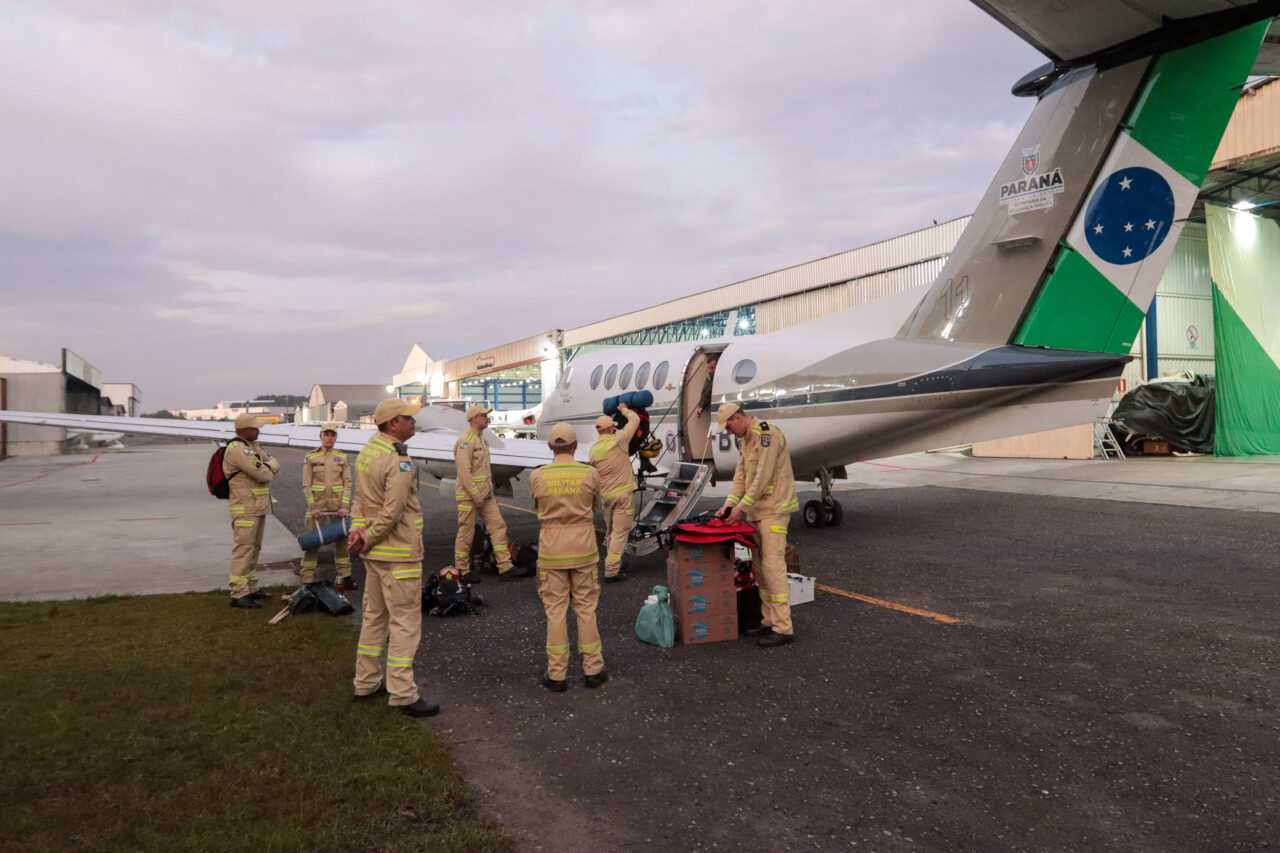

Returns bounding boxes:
[0,592,512,853]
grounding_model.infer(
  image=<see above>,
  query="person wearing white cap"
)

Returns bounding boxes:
[589,402,640,582]
[300,422,354,587]
[530,422,605,691]
[452,404,524,579]
[714,402,800,647]
[224,413,279,608]
[346,398,438,717]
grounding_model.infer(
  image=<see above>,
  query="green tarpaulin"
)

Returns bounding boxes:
[1206,204,1280,455]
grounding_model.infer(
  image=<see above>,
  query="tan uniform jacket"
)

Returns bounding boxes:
[726,418,799,518]
[350,433,423,562]
[589,408,640,501]
[302,447,352,512]
[530,455,601,570]
[223,438,274,517]
[453,429,492,503]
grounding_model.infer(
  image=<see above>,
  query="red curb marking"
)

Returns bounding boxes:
[0,456,100,490]
[856,460,909,471]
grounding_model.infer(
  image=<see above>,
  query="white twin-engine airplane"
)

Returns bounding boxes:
[3,1,1277,530]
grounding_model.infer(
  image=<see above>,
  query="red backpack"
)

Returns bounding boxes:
[206,439,243,499]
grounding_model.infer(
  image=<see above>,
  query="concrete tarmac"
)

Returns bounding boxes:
[0,438,299,600]
[6,439,1280,852]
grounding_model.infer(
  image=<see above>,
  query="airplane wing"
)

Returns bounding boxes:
[974,0,1280,68]
[0,410,558,470]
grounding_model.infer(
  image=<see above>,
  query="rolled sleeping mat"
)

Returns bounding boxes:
[602,389,654,415]
[297,516,352,552]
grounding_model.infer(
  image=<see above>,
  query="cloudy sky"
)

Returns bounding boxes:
[0,1,1044,410]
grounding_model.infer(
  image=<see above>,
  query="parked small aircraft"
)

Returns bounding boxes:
[3,1,1277,532]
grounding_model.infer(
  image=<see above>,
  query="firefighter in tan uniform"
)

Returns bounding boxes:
[224,413,279,609]
[531,423,606,691]
[715,402,800,647]
[300,422,355,587]
[346,399,438,717]
[453,405,526,579]
[589,403,640,582]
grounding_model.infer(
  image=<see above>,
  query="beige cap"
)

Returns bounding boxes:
[548,423,577,448]
[373,398,421,425]
[466,404,491,420]
[715,402,742,427]
[234,413,263,429]
[321,422,339,433]
[594,415,615,431]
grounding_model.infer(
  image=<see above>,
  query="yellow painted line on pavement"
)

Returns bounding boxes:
[816,583,968,625]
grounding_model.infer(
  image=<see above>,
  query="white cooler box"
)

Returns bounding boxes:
[787,573,815,606]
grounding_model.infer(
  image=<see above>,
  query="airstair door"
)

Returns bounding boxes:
[626,462,713,556]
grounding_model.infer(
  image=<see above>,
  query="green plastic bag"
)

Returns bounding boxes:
[635,585,675,648]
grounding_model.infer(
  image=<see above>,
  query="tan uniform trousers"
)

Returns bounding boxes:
[353,558,423,706]
[229,516,265,599]
[752,513,793,636]
[300,513,351,583]
[453,497,513,572]
[538,566,604,680]
[601,495,635,577]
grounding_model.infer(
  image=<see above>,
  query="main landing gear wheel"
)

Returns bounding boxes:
[803,498,844,528]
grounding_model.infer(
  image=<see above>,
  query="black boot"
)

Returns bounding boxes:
[757,630,795,648]
[230,596,262,609]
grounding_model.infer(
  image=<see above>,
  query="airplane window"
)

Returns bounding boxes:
[732,359,757,384]
[604,364,618,390]
[590,365,603,390]
[653,361,669,390]
[619,363,634,389]
[635,362,651,389]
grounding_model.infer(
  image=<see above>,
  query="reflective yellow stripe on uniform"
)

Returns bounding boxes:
[741,495,757,507]
[760,589,790,603]
[769,525,787,534]
[311,485,326,491]
[351,518,366,528]
[233,519,256,527]
[578,640,602,654]
[546,643,570,654]
[454,551,470,563]
[413,519,423,531]
[357,644,383,657]
[391,566,422,579]
[725,495,741,507]
[368,545,411,559]
[493,544,508,553]
[387,656,413,668]
[539,551,598,564]
[780,499,799,512]
[229,506,246,514]
[607,552,622,561]
[229,574,247,582]
[252,488,270,495]
[603,484,632,499]
[331,486,344,492]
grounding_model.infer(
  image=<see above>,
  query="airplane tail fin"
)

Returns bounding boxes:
[899,12,1273,355]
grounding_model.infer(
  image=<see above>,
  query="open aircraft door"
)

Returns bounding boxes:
[679,345,726,463]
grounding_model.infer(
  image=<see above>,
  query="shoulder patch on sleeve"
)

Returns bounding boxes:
[399,460,412,473]
[760,434,771,447]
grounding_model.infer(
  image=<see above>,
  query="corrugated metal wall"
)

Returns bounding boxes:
[442,331,557,381]
[562,217,968,347]
[755,257,948,333]
[1155,223,1215,375]
[0,372,64,453]
[1212,78,1280,167]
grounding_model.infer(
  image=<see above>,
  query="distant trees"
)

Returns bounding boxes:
[142,410,186,419]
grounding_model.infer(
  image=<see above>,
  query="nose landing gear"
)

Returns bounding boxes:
[802,467,844,528]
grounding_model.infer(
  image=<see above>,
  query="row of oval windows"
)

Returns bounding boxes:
[576,359,758,392]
